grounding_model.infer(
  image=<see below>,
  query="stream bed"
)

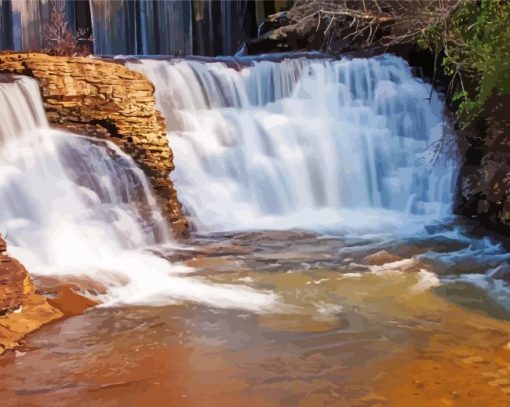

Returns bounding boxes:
[2,222,510,406]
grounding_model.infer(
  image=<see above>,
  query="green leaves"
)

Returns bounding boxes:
[420,0,510,128]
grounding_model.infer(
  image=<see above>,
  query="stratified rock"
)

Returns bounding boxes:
[0,235,62,354]
[0,52,188,237]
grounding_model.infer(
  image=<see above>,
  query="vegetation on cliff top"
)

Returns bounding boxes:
[419,0,510,129]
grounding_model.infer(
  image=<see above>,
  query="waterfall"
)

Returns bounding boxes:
[0,74,275,311]
[129,55,456,232]
[0,0,14,50]
[1,0,78,51]
[89,0,251,56]
[89,0,193,55]
[1,0,255,56]
[193,0,254,56]
[7,0,51,51]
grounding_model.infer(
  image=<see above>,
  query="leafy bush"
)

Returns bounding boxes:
[419,0,510,128]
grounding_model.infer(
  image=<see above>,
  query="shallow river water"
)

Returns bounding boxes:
[2,222,510,406]
[2,49,510,406]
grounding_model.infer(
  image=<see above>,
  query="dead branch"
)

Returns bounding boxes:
[287,0,462,53]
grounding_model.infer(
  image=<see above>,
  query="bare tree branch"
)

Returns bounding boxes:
[284,0,462,53]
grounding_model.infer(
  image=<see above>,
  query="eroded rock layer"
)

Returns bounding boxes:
[0,236,62,354]
[0,52,188,236]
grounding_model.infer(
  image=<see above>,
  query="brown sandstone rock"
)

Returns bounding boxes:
[0,235,62,354]
[0,52,188,237]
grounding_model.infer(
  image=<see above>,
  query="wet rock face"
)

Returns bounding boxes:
[0,52,188,237]
[456,95,510,234]
[0,236,62,354]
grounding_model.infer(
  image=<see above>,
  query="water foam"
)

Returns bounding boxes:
[0,75,275,312]
[129,55,457,233]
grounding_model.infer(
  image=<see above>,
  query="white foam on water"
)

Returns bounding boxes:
[411,270,441,294]
[130,55,457,234]
[0,75,276,313]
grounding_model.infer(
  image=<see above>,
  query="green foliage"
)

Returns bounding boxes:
[420,0,510,128]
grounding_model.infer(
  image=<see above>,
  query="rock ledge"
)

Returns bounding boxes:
[0,52,188,236]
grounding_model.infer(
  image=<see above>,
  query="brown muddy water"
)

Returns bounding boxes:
[2,226,510,406]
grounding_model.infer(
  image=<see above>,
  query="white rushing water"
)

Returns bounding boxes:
[0,75,275,311]
[129,55,457,233]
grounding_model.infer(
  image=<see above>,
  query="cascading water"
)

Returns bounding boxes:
[0,0,81,51]
[0,74,275,311]
[131,54,510,309]
[89,0,193,55]
[0,0,258,55]
[193,0,255,56]
[129,54,457,232]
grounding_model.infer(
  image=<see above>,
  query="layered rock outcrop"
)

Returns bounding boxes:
[0,236,62,354]
[0,52,188,236]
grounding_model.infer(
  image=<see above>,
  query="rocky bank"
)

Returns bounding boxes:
[0,236,62,354]
[457,95,510,233]
[0,52,188,236]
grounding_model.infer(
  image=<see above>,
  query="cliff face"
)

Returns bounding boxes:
[457,96,510,232]
[0,236,62,354]
[0,52,188,237]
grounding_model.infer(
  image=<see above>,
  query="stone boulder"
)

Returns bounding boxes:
[0,235,62,354]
